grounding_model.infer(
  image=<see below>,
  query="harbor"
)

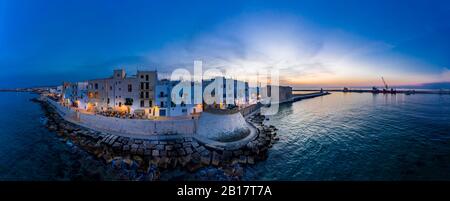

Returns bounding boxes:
[0,82,326,181]
[2,90,450,181]
[28,94,286,180]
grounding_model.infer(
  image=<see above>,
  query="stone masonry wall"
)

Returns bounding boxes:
[47,98,196,135]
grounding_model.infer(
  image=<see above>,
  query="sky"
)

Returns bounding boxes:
[0,0,450,88]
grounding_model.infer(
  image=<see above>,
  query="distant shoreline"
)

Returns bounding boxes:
[294,89,450,95]
[0,89,29,92]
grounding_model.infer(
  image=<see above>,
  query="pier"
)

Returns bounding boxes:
[293,89,450,95]
[289,91,331,102]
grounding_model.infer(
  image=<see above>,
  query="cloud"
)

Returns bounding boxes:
[142,12,441,87]
[441,67,450,81]
[146,14,371,83]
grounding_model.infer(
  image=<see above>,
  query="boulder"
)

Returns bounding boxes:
[112,142,122,151]
[186,162,202,172]
[247,156,255,164]
[238,156,247,164]
[211,152,221,166]
[137,148,144,155]
[152,150,160,157]
[155,144,164,151]
[200,154,211,165]
[185,147,193,154]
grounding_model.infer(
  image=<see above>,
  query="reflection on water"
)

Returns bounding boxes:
[249,92,450,180]
[0,92,121,180]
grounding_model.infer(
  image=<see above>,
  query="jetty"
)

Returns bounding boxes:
[293,89,450,95]
[289,91,330,102]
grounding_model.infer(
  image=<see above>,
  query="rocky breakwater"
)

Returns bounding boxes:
[35,98,279,180]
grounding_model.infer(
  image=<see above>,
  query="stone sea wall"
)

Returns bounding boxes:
[47,98,196,135]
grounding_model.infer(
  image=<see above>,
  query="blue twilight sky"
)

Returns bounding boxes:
[0,0,450,88]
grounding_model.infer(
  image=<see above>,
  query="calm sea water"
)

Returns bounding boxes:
[1,92,450,180]
[0,92,121,180]
[251,92,450,180]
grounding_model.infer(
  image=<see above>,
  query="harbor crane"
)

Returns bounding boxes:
[381,76,396,94]
[381,77,388,90]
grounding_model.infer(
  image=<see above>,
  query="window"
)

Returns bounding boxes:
[128,84,132,92]
[118,88,121,91]
[149,100,152,107]
[146,82,149,90]
[140,100,144,107]
[145,75,149,81]
[159,91,164,97]
[141,75,144,79]
[140,92,144,99]
[110,86,112,90]
[181,101,186,107]
[125,98,133,106]
[140,82,144,90]
[160,101,164,107]
[145,92,149,99]
[107,98,110,104]
[182,109,187,113]
[94,83,98,90]
[119,102,122,107]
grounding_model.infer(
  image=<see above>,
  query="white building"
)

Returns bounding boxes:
[60,69,264,118]
[155,79,203,117]
[61,81,88,109]
[86,69,158,116]
[202,77,250,109]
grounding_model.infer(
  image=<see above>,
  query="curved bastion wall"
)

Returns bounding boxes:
[196,111,250,141]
